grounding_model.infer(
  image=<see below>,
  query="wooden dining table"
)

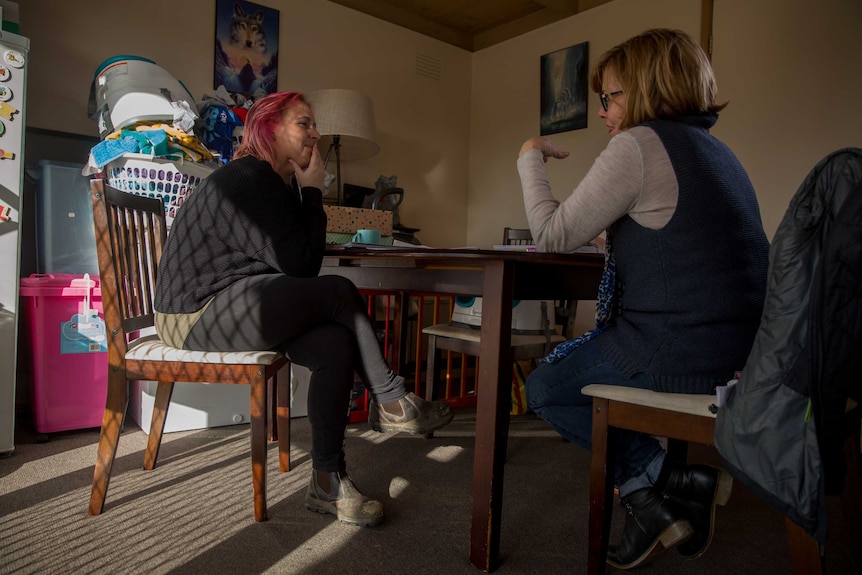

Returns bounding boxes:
[320,245,604,572]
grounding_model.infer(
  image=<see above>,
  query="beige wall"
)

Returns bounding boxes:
[468,0,700,249]
[711,0,862,238]
[21,0,472,249]
[21,0,862,252]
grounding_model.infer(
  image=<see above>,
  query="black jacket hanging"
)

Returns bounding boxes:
[714,147,862,543]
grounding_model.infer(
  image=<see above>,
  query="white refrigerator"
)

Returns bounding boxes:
[0,29,27,455]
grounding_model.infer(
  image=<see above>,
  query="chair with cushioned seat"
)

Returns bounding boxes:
[582,384,859,575]
[87,179,290,522]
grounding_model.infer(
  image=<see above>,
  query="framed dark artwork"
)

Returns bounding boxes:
[540,42,589,135]
[214,0,279,96]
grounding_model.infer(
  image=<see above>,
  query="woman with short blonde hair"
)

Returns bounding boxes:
[518,29,769,569]
[589,27,726,131]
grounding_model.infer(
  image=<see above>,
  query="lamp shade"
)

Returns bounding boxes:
[307,89,380,160]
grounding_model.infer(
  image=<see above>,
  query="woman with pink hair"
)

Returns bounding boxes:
[154,91,453,528]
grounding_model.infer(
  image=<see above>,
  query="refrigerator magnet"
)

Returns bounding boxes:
[0,86,11,102]
[4,50,24,68]
[0,65,9,82]
[0,101,17,121]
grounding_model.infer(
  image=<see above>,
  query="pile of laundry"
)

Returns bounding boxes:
[194,84,267,164]
[85,56,268,177]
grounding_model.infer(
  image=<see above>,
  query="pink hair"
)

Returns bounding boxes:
[232,91,308,166]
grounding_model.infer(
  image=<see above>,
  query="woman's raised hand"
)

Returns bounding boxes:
[519,137,570,163]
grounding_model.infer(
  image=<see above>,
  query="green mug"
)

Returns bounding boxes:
[352,229,381,244]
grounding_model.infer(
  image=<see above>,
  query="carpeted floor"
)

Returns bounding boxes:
[0,409,856,575]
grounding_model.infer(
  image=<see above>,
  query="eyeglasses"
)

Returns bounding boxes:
[599,90,624,112]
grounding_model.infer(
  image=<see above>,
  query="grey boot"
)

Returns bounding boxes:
[305,470,384,527]
[368,392,454,435]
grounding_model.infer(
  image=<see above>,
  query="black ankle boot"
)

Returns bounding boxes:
[607,486,693,570]
[657,459,733,558]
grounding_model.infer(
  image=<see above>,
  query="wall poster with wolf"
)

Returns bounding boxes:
[215,0,279,96]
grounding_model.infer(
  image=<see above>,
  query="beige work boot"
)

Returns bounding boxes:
[368,392,454,435]
[305,470,384,527]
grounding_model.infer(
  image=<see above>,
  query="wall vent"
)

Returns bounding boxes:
[416,52,441,80]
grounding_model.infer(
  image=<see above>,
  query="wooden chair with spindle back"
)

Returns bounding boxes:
[87,179,290,522]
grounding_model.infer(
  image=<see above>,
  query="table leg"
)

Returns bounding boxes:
[470,259,514,572]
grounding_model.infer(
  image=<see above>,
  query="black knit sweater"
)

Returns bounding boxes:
[154,155,326,313]
[597,115,770,393]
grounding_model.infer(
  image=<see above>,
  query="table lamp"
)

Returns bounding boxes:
[307,89,380,205]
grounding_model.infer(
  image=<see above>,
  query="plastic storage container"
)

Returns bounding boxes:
[28,160,98,275]
[19,274,107,435]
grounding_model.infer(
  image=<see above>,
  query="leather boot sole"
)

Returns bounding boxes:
[304,496,385,527]
[715,467,733,506]
[369,408,454,435]
[607,519,694,570]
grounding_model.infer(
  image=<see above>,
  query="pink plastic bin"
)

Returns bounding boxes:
[19,274,107,434]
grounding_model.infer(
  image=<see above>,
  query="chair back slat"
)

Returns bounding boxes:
[117,202,160,319]
[503,227,533,246]
[91,180,167,346]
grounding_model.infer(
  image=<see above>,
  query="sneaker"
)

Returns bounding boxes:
[368,392,454,435]
[304,470,384,527]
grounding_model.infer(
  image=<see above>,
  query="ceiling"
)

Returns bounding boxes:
[328,0,616,52]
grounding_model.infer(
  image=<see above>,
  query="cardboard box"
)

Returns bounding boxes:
[324,205,393,235]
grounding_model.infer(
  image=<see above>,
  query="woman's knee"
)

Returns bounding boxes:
[285,323,356,372]
[525,360,595,412]
[525,365,552,411]
[320,275,362,301]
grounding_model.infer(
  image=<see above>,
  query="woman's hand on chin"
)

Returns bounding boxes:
[290,145,325,189]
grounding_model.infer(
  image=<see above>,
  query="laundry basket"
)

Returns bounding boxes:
[103,154,214,225]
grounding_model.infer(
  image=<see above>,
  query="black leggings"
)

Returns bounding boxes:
[184,274,405,471]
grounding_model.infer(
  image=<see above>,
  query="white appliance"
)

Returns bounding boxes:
[127,343,308,434]
[0,29,27,455]
[87,55,195,139]
[451,296,556,333]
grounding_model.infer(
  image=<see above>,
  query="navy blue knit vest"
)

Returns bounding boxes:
[596,115,769,393]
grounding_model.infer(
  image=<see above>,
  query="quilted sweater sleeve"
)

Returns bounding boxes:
[154,156,327,313]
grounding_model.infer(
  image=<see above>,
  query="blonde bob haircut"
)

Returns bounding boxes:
[589,28,726,132]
